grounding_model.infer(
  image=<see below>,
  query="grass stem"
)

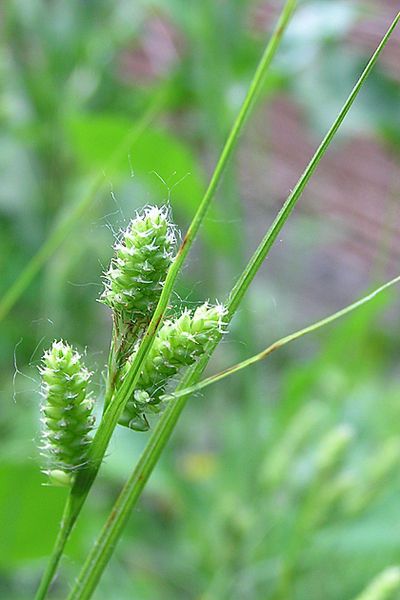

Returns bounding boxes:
[66,10,399,600]
[35,3,297,598]
[34,498,75,600]
[165,274,400,402]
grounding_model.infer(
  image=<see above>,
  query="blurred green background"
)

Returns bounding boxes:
[1,1,400,598]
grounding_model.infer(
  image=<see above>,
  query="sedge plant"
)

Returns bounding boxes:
[34,2,298,596]
[32,3,400,599]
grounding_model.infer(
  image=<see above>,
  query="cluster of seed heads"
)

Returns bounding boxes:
[119,303,227,431]
[40,341,94,486]
[100,206,176,323]
[39,205,227,482]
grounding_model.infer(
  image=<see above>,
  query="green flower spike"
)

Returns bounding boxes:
[40,340,94,486]
[100,205,176,324]
[119,302,227,431]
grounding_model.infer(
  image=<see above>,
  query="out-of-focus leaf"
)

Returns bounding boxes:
[0,462,78,566]
[67,114,234,251]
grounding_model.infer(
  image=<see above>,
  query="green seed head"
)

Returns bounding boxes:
[100,206,176,323]
[119,302,227,430]
[40,340,94,485]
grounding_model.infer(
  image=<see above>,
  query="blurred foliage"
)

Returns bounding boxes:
[1,0,400,599]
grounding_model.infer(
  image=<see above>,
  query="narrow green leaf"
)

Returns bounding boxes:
[35,3,297,598]
[66,11,399,600]
[165,275,400,401]
[227,10,400,317]
[70,0,298,526]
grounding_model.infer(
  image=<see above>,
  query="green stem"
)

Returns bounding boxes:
[102,320,140,416]
[164,275,400,402]
[33,96,164,600]
[66,269,400,600]
[66,11,399,598]
[35,4,297,597]
[67,271,400,600]
[34,497,75,600]
[68,0,296,512]
[102,335,118,417]
[102,0,298,419]
[227,10,400,316]
[67,395,189,600]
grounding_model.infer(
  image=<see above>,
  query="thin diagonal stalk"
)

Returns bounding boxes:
[227,9,399,316]
[68,272,399,600]
[0,92,164,323]
[69,0,297,520]
[33,94,163,600]
[96,0,298,421]
[68,0,297,500]
[67,12,400,600]
[35,4,296,598]
[164,274,400,402]
[34,498,75,600]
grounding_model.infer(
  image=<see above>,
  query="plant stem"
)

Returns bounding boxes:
[34,498,75,600]
[227,10,399,316]
[102,320,141,416]
[35,4,297,598]
[69,0,297,518]
[164,274,400,402]
[67,269,400,600]
[66,11,399,598]
[66,269,400,600]
[32,97,163,600]
[103,0,298,416]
